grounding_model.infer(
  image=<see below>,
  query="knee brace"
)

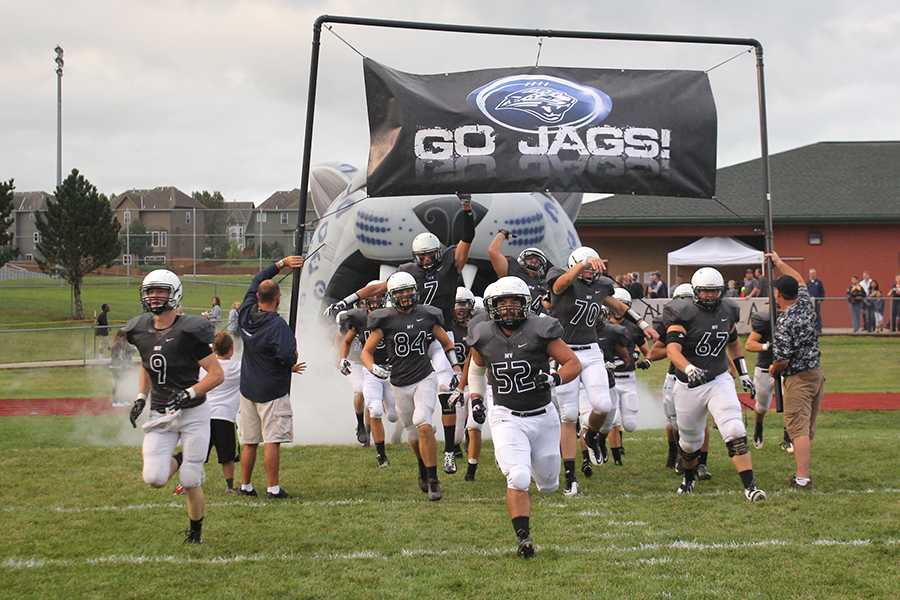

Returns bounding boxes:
[438,392,455,416]
[621,414,638,433]
[179,460,205,489]
[679,446,701,464]
[506,465,531,492]
[720,418,747,444]
[559,402,579,423]
[367,402,384,420]
[725,435,750,457]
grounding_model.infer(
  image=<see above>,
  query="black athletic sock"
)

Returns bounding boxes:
[620,431,625,453]
[355,412,365,429]
[512,516,530,540]
[699,451,709,466]
[466,462,478,479]
[225,478,234,490]
[754,421,764,438]
[564,460,576,483]
[425,465,438,481]
[417,456,427,481]
[611,447,623,462]
[683,469,697,485]
[375,442,386,459]
[739,469,755,489]
[783,429,792,444]
[190,518,203,534]
[173,452,183,468]
[443,424,456,454]
[581,449,591,462]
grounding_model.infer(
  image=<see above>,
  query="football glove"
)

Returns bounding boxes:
[324,300,349,317]
[129,396,146,428]
[339,358,352,376]
[740,374,756,397]
[636,358,652,370]
[166,388,193,412]
[447,388,465,409]
[371,364,391,380]
[471,397,486,424]
[449,372,461,391]
[532,370,562,390]
[684,364,710,388]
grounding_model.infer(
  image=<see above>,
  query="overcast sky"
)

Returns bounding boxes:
[2,0,898,204]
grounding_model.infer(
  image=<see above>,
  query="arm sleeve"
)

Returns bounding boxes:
[459,209,475,243]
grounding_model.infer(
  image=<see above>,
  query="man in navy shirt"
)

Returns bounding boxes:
[237,255,306,499]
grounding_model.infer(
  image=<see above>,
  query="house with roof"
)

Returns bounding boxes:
[244,189,317,258]
[8,191,53,261]
[110,186,205,265]
[575,141,900,328]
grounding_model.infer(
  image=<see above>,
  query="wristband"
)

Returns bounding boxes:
[276,259,285,269]
[136,393,147,401]
[187,387,197,399]
[637,319,651,331]
[761,342,770,351]
[733,357,749,377]
[624,308,643,325]
[341,292,360,306]
[469,362,486,396]
[445,349,460,367]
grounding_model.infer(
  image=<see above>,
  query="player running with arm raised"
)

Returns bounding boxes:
[125,270,224,544]
[467,277,581,558]
[487,230,551,314]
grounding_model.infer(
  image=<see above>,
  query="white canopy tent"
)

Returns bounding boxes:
[666,237,764,295]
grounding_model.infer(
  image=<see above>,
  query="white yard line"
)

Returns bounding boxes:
[2,538,893,570]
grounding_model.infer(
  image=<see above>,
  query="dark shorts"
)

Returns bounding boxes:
[206,418,239,464]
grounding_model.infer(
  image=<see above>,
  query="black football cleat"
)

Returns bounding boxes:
[266,488,291,500]
[418,477,429,493]
[427,479,443,501]
[356,424,370,447]
[238,488,258,497]
[516,534,535,558]
[183,529,202,544]
[580,457,593,478]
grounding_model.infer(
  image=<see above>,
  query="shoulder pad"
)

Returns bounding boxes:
[529,314,564,340]
[662,299,695,327]
[750,311,770,331]
[181,315,215,343]
[607,323,629,344]
[722,298,741,322]
[544,266,567,286]
[466,319,492,349]
[443,245,456,261]
[594,275,616,293]
[397,261,416,273]
[122,314,149,333]
[420,304,445,327]
[367,308,393,331]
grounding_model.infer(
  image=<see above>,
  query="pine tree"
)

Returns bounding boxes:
[35,169,121,319]
[0,179,16,267]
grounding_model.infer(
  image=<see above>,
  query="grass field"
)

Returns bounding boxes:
[1,411,898,599]
[1,335,898,398]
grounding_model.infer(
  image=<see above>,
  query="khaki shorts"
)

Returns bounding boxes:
[782,368,825,441]
[238,394,293,444]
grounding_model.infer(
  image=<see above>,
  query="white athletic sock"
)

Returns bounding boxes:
[468,458,478,465]
[794,476,810,486]
[267,485,281,495]
[241,483,254,492]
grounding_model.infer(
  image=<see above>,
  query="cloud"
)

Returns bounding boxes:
[1,0,898,201]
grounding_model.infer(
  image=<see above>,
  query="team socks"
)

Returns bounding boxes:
[173,452,183,468]
[611,447,623,463]
[698,451,709,466]
[563,460,576,484]
[355,412,365,429]
[190,518,203,534]
[465,460,478,479]
[425,465,438,481]
[443,424,456,454]
[267,485,281,495]
[581,449,591,462]
[738,469,756,489]
[225,478,234,490]
[375,442,386,459]
[512,516,530,540]
[417,456,428,481]
[240,483,254,492]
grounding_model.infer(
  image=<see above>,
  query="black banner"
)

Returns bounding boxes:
[364,58,717,198]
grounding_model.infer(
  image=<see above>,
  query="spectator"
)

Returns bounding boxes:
[724,280,740,298]
[646,271,668,298]
[227,301,240,335]
[627,271,645,300]
[890,275,900,333]
[846,275,866,333]
[806,269,825,333]
[203,296,222,327]
[742,268,758,298]
[859,271,873,332]
[109,329,133,407]
[868,280,885,333]
[767,251,824,490]
[201,332,242,494]
[754,266,769,297]
[95,303,111,357]
[237,255,306,499]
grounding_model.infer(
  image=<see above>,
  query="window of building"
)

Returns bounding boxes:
[280,212,289,225]
[185,210,192,225]
[24,253,33,261]
[808,231,823,246]
[122,254,133,266]
[33,231,41,244]
[258,211,267,223]
[124,210,132,225]
[151,231,168,248]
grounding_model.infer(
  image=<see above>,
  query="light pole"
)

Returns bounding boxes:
[54,46,64,187]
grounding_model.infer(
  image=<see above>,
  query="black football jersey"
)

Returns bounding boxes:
[596,321,630,366]
[750,311,774,369]
[399,246,462,326]
[368,304,444,387]
[124,314,214,411]
[467,315,564,411]
[653,315,676,375]
[663,298,740,383]
[545,266,616,345]
[341,308,389,366]
[614,320,645,373]
[507,256,549,314]
[451,319,470,362]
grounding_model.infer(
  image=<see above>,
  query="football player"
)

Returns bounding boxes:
[664,267,766,501]
[327,194,476,468]
[605,287,653,465]
[467,277,581,558]
[338,282,397,467]
[745,309,793,451]
[487,230,551,314]
[546,246,659,496]
[446,287,476,474]
[361,272,462,501]
[125,270,224,543]
[336,303,369,447]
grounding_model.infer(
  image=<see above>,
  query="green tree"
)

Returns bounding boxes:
[192,190,228,259]
[0,179,16,267]
[35,169,121,319]
[127,220,150,261]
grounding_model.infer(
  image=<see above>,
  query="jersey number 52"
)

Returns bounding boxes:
[491,360,537,395]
